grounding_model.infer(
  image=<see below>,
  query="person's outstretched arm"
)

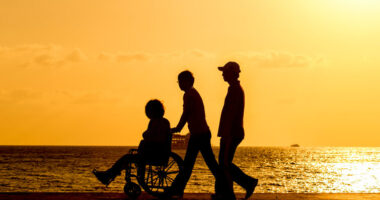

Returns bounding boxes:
[172,94,190,133]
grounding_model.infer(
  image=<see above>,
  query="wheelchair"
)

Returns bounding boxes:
[123,148,184,199]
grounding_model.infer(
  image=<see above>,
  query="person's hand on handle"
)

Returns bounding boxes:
[171,127,180,134]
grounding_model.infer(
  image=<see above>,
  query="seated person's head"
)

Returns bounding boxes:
[178,70,194,91]
[145,99,165,119]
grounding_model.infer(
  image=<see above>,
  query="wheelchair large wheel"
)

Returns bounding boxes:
[137,152,183,197]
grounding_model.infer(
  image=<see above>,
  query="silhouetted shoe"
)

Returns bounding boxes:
[244,178,258,199]
[92,169,115,186]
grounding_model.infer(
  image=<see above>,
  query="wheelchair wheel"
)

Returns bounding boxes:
[124,182,141,199]
[137,152,184,197]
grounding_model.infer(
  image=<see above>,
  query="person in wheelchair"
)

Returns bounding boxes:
[93,99,171,186]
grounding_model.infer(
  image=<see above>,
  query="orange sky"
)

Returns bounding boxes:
[1,0,380,146]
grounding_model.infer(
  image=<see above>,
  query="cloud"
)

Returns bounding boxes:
[0,44,87,67]
[65,49,88,62]
[9,89,41,100]
[97,49,214,62]
[34,53,64,66]
[33,49,87,67]
[234,51,323,68]
[69,91,123,105]
[3,44,215,67]
[98,52,114,61]
[116,52,151,62]
[184,49,213,58]
[0,44,61,55]
[162,49,215,60]
[97,52,151,62]
[0,89,123,106]
[0,89,43,104]
[13,44,61,52]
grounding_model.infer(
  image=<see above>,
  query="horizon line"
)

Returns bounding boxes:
[0,144,379,148]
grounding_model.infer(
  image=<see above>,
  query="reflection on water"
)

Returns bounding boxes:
[0,146,379,193]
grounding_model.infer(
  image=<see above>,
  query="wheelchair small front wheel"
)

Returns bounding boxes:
[124,182,141,199]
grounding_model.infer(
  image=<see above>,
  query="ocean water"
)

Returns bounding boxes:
[0,146,379,193]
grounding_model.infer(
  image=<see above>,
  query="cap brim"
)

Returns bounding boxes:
[218,67,224,71]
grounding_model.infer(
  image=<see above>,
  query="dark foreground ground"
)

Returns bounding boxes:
[0,193,379,200]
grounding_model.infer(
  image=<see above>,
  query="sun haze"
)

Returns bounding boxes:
[1,0,380,147]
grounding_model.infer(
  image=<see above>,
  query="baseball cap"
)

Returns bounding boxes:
[218,61,241,73]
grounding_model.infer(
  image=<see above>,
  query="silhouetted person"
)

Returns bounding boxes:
[93,99,171,186]
[170,70,222,197]
[216,62,258,200]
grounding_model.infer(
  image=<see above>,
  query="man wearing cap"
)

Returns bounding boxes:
[216,61,258,200]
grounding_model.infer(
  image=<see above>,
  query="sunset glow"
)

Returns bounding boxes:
[1,0,380,147]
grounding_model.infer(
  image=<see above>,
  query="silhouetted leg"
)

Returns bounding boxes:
[199,132,219,177]
[198,132,223,195]
[218,137,237,199]
[228,138,255,189]
[230,163,255,187]
[171,135,200,193]
[108,153,139,176]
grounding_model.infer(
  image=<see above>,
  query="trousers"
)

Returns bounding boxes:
[172,131,222,193]
[218,136,255,198]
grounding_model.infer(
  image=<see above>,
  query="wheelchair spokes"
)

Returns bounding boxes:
[137,152,184,197]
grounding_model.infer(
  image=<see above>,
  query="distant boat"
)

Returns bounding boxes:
[171,133,190,149]
[291,144,300,147]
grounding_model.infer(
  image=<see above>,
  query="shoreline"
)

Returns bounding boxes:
[0,193,379,200]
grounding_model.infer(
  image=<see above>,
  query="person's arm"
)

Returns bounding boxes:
[142,120,152,139]
[163,119,171,143]
[218,88,238,138]
[171,94,190,133]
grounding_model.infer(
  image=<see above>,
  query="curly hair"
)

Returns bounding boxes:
[145,99,165,119]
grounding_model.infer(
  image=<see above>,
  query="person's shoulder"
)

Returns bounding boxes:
[184,88,198,99]
[162,117,170,123]
[189,87,202,97]
[150,118,170,128]
[161,117,170,126]
[186,87,197,94]
[231,82,243,91]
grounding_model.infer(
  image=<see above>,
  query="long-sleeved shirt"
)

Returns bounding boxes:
[182,87,210,134]
[218,81,245,139]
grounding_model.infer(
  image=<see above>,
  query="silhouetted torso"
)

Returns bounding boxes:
[141,117,171,159]
[143,118,171,144]
[218,80,244,139]
[171,88,220,195]
[183,88,210,134]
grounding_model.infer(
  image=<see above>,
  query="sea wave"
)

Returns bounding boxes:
[0,146,379,193]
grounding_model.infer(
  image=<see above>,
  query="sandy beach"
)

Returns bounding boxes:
[0,193,379,200]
